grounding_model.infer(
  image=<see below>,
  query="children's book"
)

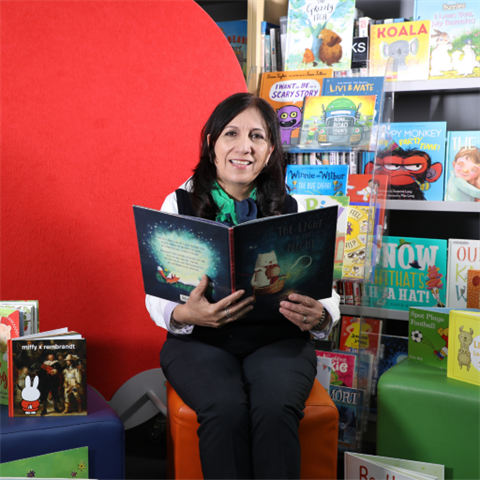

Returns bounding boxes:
[338,316,382,359]
[0,447,89,479]
[261,21,279,72]
[216,20,248,80]
[408,307,454,370]
[369,19,431,81]
[284,0,357,73]
[292,194,349,279]
[365,122,447,201]
[467,268,480,308]
[446,239,480,309]
[330,385,365,452]
[365,235,448,311]
[315,349,357,388]
[285,164,349,196]
[298,95,376,150]
[7,329,87,417]
[258,69,333,147]
[315,355,332,392]
[133,205,337,320]
[447,309,480,386]
[0,300,39,336]
[444,131,480,202]
[0,307,24,406]
[413,0,480,80]
[345,452,445,480]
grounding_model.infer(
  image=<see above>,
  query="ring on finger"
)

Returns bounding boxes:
[225,307,232,319]
[303,315,307,324]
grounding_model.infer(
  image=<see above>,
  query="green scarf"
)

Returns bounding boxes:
[211,181,257,226]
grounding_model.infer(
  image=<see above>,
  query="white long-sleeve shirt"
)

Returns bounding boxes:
[145,179,341,339]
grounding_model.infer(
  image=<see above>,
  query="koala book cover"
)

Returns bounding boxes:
[369,19,431,81]
[8,333,87,417]
[133,205,337,321]
[414,0,480,80]
[447,309,480,386]
[258,69,333,148]
[284,0,356,73]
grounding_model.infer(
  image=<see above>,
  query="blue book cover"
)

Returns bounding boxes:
[365,235,448,311]
[286,165,349,196]
[413,0,480,80]
[444,130,480,201]
[133,205,337,321]
[217,20,248,80]
[365,121,447,201]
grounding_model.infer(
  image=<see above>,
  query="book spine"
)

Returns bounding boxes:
[345,281,354,305]
[275,28,283,71]
[270,29,277,72]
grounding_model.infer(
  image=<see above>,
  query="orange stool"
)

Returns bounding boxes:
[166,379,339,480]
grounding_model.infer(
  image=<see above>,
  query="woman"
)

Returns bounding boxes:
[146,92,340,479]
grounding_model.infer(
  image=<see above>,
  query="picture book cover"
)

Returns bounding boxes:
[284,0,357,73]
[0,307,23,406]
[298,95,376,150]
[345,452,445,480]
[292,194,349,279]
[316,355,333,392]
[258,69,333,147]
[315,349,357,388]
[447,239,480,309]
[217,20,248,80]
[447,309,480,386]
[330,385,365,452]
[285,164,349,196]
[444,131,480,202]
[364,235,448,311]
[133,205,338,320]
[8,332,87,417]
[338,316,382,359]
[0,300,39,336]
[364,122,448,201]
[467,269,480,308]
[0,447,89,479]
[414,0,480,80]
[408,307,453,370]
[369,19,431,81]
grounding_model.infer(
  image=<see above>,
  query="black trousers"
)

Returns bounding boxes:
[160,334,317,480]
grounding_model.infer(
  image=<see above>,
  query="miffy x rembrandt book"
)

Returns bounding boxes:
[133,205,338,321]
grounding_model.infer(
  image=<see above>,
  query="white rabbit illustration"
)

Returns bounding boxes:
[452,41,480,76]
[430,29,453,76]
[21,375,41,414]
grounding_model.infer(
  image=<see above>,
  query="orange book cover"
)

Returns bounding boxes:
[369,20,431,81]
[339,315,382,358]
[258,69,332,147]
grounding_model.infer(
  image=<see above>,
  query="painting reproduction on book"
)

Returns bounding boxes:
[284,0,356,72]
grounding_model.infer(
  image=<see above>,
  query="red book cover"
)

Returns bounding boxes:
[315,350,357,388]
[339,315,382,358]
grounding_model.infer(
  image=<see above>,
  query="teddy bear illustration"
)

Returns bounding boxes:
[21,375,41,415]
[429,29,453,76]
[458,325,474,371]
[318,29,342,66]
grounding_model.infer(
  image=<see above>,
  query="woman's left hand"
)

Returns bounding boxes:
[279,293,327,332]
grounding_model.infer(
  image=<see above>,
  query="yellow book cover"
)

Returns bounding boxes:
[447,309,480,386]
[342,205,374,281]
[369,20,431,81]
[258,69,332,147]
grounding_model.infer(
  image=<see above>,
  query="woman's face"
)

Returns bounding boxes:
[210,107,274,200]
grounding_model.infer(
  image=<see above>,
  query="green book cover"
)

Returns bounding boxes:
[0,447,88,478]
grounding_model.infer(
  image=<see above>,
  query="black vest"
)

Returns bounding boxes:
[171,189,309,357]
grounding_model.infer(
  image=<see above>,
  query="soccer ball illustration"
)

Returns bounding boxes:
[411,330,423,343]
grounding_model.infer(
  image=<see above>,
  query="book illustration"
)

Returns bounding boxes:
[292,194,349,279]
[339,316,382,359]
[298,95,376,150]
[8,335,87,417]
[258,69,333,147]
[0,447,89,479]
[216,20,248,80]
[444,131,480,202]
[133,206,338,320]
[285,164,349,196]
[345,452,445,480]
[369,20,431,81]
[284,0,356,72]
[315,349,357,388]
[447,309,480,386]
[467,269,480,308]
[365,122,447,201]
[447,239,480,309]
[365,236,448,311]
[414,0,480,80]
[315,355,332,392]
[0,300,39,336]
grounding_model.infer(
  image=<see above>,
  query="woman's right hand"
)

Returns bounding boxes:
[171,275,254,328]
